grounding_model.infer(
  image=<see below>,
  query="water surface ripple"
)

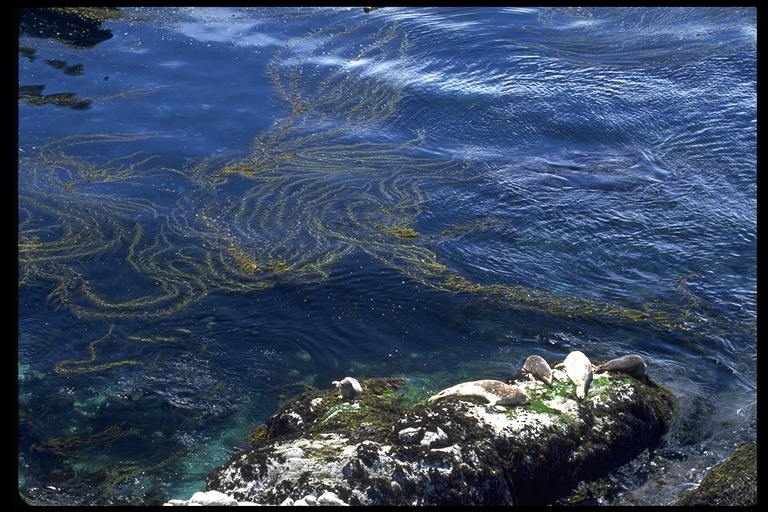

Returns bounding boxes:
[17,7,755,505]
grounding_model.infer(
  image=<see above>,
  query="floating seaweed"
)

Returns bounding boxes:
[17,11,733,386]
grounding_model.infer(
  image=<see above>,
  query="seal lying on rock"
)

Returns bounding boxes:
[332,377,363,400]
[556,351,593,400]
[594,354,648,382]
[521,355,553,386]
[428,379,530,407]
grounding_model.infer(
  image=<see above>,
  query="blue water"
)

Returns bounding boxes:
[17,7,756,505]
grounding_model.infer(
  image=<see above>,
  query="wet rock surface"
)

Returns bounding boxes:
[674,442,757,506]
[202,370,676,506]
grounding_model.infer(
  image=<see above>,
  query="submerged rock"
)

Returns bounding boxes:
[204,371,676,506]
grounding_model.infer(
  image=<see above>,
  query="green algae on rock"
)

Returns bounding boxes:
[206,371,676,506]
[674,442,757,506]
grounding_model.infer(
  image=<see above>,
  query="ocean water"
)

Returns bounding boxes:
[17,7,755,505]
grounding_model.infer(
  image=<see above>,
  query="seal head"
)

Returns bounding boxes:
[428,379,530,407]
[332,376,363,400]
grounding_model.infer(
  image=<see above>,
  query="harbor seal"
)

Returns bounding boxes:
[332,377,363,400]
[428,379,530,407]
[594,354,648,382]
[556,351,593,400]
[521,355,554,386]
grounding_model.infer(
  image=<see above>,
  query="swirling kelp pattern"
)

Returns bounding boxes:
[19,13,715,349]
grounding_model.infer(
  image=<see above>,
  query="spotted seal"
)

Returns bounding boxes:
[332,376,363,400]
[556,351,593,400]
[428,379,530,407]
[521,355,554,386]
[594,354,648,382]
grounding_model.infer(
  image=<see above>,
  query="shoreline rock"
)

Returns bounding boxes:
[673,442,757,506]
[194,371,676,506]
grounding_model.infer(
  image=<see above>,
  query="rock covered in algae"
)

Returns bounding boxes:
[204,372,676,506]
[674,442,757,506]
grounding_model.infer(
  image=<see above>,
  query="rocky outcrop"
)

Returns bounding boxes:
[674,442,757,506]
[203,366,676,506]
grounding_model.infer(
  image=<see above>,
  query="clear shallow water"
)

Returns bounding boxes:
[17,7,755,505]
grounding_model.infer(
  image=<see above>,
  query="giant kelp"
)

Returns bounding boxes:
[18,13,719,345]
[18,10,746,506]
[18,328,239,505]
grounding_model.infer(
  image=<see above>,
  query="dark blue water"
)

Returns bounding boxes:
[17,7,756,505]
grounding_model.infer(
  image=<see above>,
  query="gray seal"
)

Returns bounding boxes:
[332,376,363,400]
[556,351,593,400]
[521,355,553,386]
[594,354,648,382]
[428,379,530,407]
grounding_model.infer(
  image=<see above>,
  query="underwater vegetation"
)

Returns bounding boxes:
[18,10,745,504]
[18,13,730,369]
